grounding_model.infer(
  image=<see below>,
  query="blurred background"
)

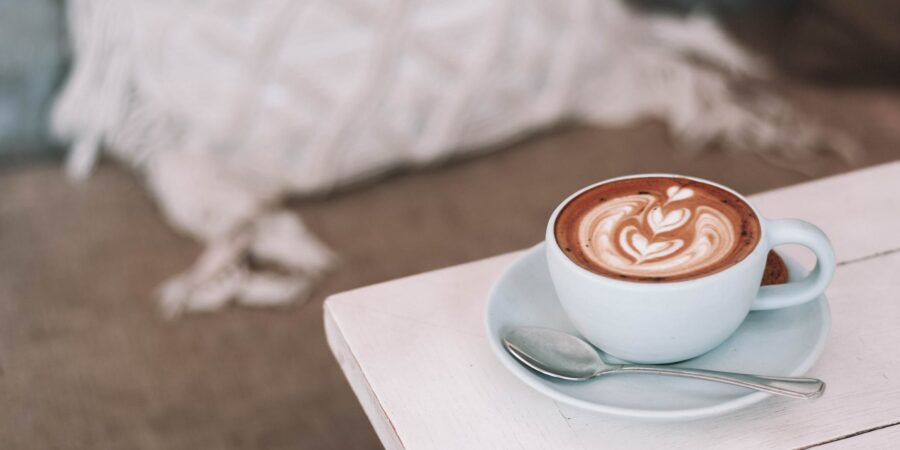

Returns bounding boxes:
[1,0,899,448]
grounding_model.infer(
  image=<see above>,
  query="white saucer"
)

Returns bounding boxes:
[485,243,830,421]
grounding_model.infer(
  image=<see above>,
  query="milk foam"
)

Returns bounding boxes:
[575,185,738,278]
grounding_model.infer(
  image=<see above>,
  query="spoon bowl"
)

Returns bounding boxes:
[504,327,608,380]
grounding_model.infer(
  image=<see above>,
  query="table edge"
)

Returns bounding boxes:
[324,302,406,450]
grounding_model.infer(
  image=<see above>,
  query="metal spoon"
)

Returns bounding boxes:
[504,327,825,399]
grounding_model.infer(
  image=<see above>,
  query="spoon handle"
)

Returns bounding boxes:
[614,365,825,399]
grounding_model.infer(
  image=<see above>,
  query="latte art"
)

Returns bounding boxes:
[555,177,760,282]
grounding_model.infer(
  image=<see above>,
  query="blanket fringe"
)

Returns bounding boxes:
[158,211,335,318]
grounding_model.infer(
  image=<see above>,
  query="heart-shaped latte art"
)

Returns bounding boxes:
[666,185,694,203]
[620,227,684,262]
[647,206,691,235]
[564,178,749,280]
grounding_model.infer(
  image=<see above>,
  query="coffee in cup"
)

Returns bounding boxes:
[554,176,760,282]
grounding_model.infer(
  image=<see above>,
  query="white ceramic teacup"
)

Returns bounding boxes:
[546,174,835,364]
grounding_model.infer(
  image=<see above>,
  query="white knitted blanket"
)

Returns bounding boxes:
[52,0,851,316]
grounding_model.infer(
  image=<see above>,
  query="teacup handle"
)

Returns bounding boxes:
[751,219,835,311]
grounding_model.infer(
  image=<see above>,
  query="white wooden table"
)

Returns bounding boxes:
[325,162,900,449]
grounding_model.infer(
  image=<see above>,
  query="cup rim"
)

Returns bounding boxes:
[546,173,767,288]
